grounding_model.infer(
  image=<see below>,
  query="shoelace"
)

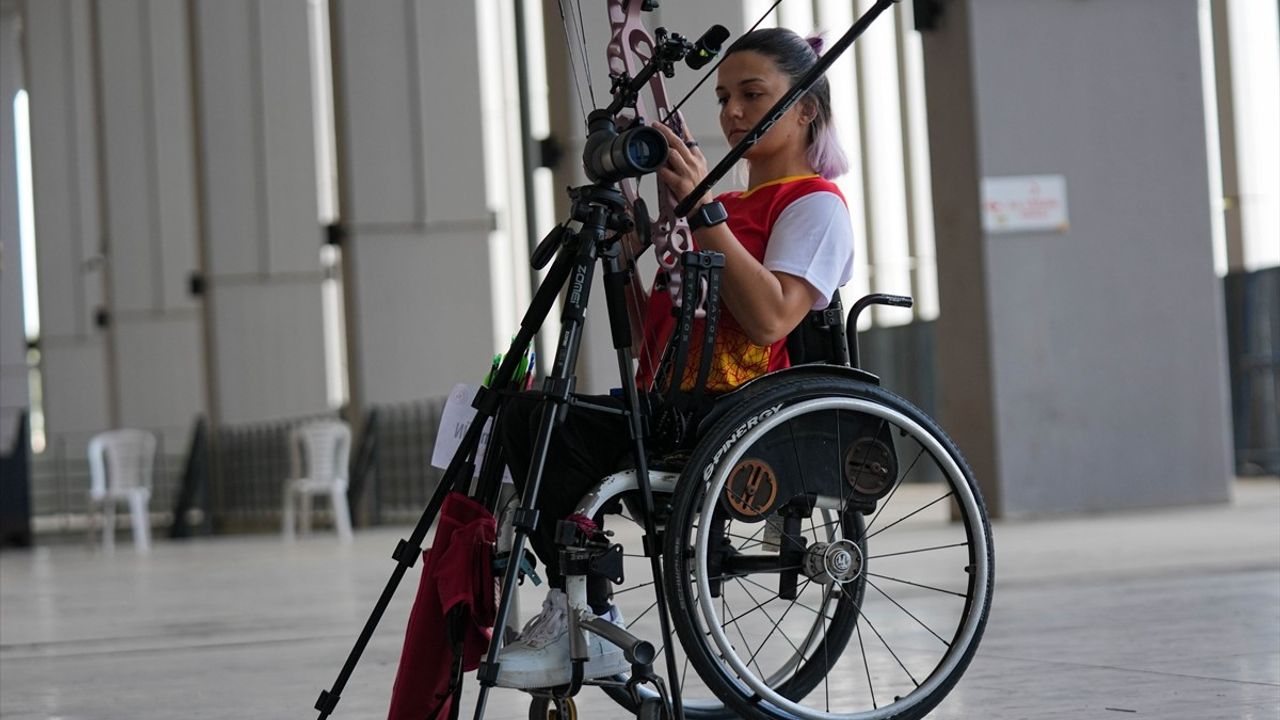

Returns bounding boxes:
[519,597,567,645]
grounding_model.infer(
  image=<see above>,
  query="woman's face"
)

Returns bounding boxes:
[715,50,810,162]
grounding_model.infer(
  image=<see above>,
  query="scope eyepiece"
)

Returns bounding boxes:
[583,111,668,185]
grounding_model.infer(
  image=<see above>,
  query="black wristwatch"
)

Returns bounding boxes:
[687,200,728,231]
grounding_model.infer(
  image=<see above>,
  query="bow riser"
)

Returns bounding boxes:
[608,0,698,333]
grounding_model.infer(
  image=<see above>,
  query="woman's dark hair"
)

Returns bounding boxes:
[724,28,849,179]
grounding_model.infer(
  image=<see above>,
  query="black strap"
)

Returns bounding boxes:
[426,605,470,720]
[663,254,703,407]
[686,252,725,412]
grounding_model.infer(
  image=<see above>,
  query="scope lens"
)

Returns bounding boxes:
[622,126,666,174]
[584,121,668,184]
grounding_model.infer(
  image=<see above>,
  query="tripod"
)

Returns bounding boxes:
[315,181,690,720]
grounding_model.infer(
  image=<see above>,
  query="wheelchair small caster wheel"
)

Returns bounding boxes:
[637,697,667,720]
[528,696,577,720]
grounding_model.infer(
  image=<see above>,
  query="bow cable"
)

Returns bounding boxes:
[556,0,597,122]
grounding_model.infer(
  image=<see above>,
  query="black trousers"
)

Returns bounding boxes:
[498,392,633,613]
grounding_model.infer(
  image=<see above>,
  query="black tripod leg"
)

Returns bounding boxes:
[601,249,687,720]
[472,217,604,720]
[314,244,577,720]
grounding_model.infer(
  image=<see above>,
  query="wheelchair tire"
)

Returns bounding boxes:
[663,374,994,720]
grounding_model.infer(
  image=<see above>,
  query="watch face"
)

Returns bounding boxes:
[693,201,726,229]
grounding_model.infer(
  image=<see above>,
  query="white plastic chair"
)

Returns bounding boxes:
[282,420,353,543]
[87,429,156,553]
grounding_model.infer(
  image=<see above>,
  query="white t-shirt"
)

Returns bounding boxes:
[762,191,856,309]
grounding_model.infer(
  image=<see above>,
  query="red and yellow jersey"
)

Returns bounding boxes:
[636,174,847,393]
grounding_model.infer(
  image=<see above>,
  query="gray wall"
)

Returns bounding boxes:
[922,0,1233,516]
[192,0,327,425]
[1,2,27,447]
[24,0,113,458]
[331,0,497,409]
[96,0,203,446]
[21,0,331,460]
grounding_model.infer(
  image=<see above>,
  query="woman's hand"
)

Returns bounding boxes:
[653,122,714,214]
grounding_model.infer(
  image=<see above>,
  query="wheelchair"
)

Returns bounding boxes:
[515,291,995,720]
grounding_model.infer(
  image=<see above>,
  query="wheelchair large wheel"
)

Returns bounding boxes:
[664,373,994,720]
[583,472,863,719]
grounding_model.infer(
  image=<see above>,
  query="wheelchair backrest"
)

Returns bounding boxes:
[785,289,850,367]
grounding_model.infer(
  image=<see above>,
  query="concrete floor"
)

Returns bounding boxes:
[2,480,1277,720]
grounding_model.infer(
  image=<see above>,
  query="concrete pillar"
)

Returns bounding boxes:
[920,0,1233,516]
[22,0,113,457]
[330,0,496,406]
[191,0,327,424]
[1,3,28,446]
[94,0,204,450]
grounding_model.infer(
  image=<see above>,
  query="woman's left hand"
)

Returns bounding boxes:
[653,121,714,215]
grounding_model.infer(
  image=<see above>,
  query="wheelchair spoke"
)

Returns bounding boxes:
[724,529,805,551]
[861,609,921,688]
[738,575,834,621]
[627,599,660,629]
[704,564,804,584]
[732,577,806,658]
[861,443,927,539]
[856,620,877,710]
[722,594,769,679]
[865,571,967,598]
[867,541,969,560]
[835,408,847,518]
[729,521,773,552]
[742,578,814,669]
[786,420,821,541]
[865,491,954,541]
[611,579,655,596]
[718,587,792,630]
[867,578,951,647]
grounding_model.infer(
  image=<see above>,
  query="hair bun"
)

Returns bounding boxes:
[805,34,825,56]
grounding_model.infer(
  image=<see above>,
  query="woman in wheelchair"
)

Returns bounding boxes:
[495,27,856,691]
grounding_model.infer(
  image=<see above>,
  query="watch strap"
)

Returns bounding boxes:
[688,200,727,231]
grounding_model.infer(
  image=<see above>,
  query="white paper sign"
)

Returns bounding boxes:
[431,382,513,483]
[982,175,1069,233]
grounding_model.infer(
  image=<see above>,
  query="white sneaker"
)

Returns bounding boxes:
[494,589,630,689]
